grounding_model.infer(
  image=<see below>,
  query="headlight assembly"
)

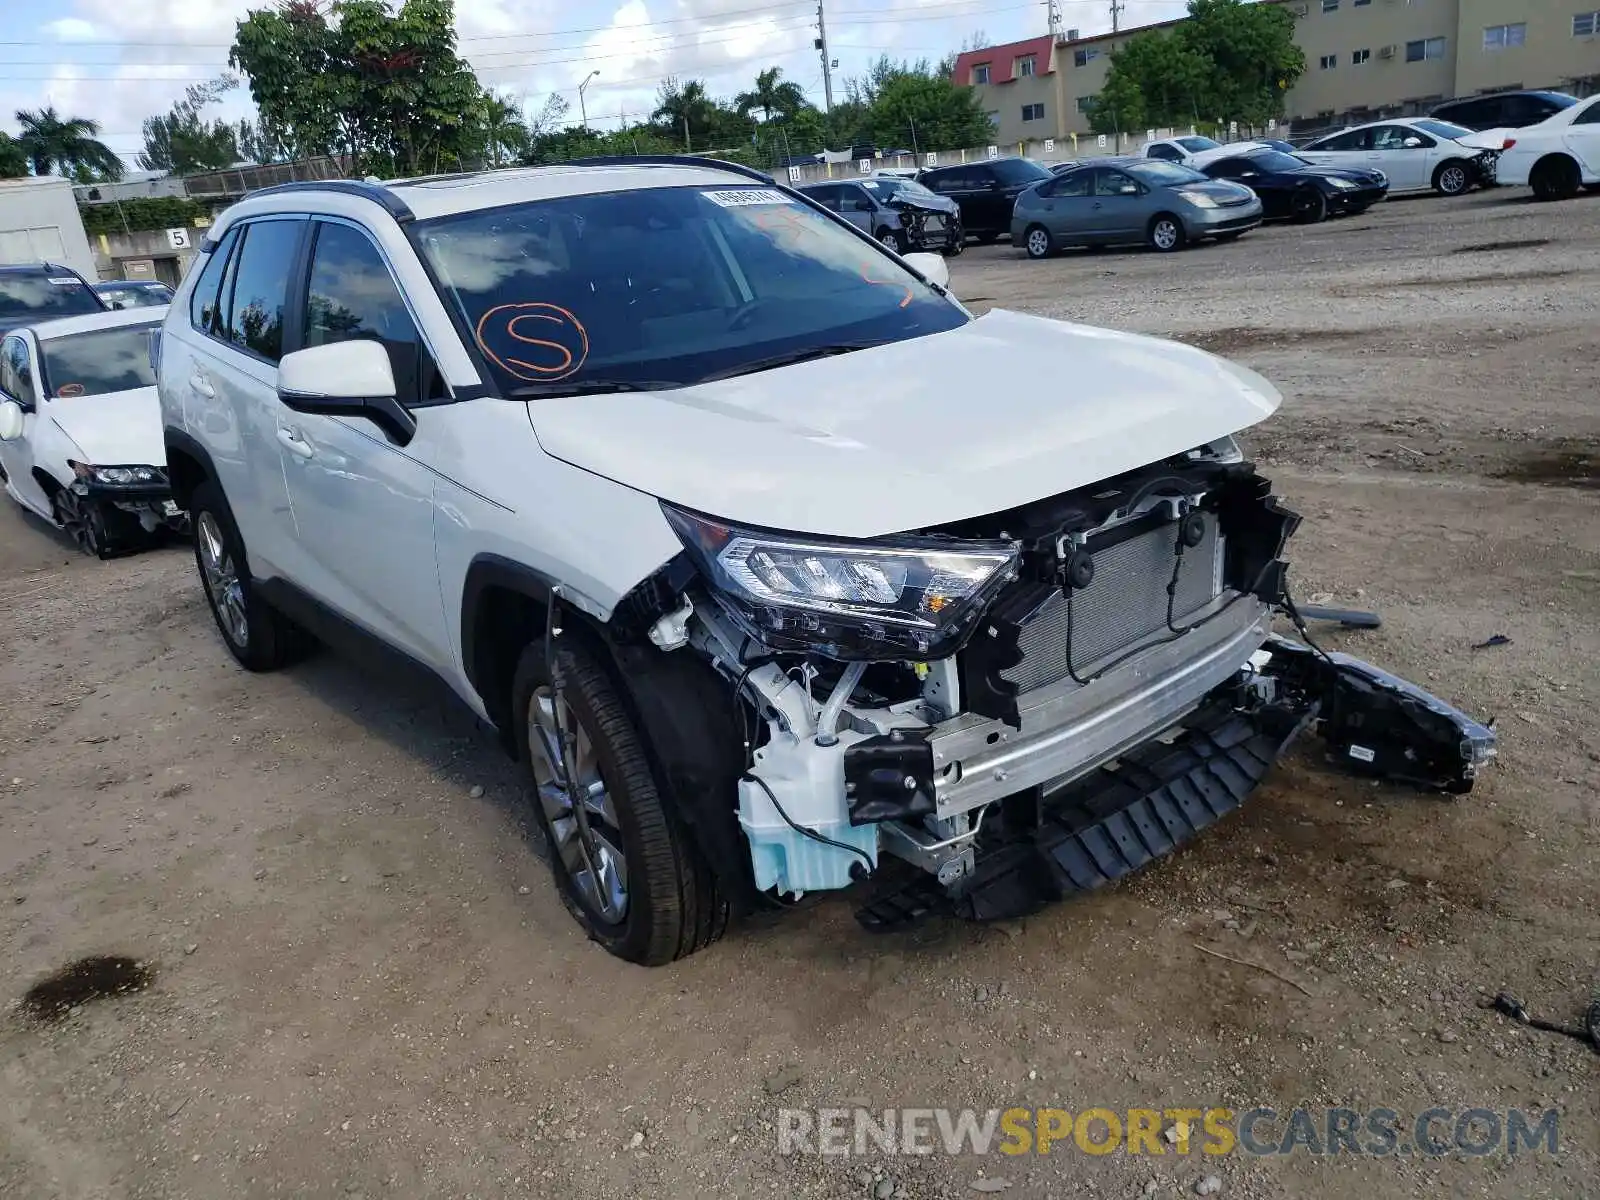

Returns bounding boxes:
[1328,177,1356,190]
[72,463,164,486]
[662,503,1020,659]
[1177,190,1219,209]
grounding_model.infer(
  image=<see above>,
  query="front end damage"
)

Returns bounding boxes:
[627,444,1496,930]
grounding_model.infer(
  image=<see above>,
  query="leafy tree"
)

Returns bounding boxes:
[13,107,124,179]
[735,67,807,123]
[237,119,284,165]
[652,77,726,150]
[138,76,243,174]
[0,133,26,178]
[860,62,994,151]
[475,93,529,168]
[1094,0,1303,134]
[230,0,486,177]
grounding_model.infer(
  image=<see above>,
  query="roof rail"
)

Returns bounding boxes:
[555,154,774,184]
[243,179,415,222]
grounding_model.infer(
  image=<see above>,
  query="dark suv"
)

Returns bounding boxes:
[918,157,1055,243]
[1430,91,1579,131]
[0,263,106,335]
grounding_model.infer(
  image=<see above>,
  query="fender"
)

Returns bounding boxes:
[163,426,219,511]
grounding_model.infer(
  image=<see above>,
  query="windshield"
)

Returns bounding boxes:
[1177,137,1221,151]
[416,185,965,394]
[0,273,103,323]
[861,177,941,203]
[1125,160,1208,186]
[990,158,1054,185]
[1412,118,1474,141]
[1247,151,1311,173]
[38,322,161,399]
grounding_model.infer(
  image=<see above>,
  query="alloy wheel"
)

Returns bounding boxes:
[1026,228,1050,258]
[54,489,101,557]
[1439,165,1468,195]
[527,686,629,924]
[1152,219,1180,251]
[196,511,249,648]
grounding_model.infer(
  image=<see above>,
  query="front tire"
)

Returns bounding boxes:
[189,479,310,671]
[52,487,112,559]
[1433,160,1471,196]
[877,228,907,253]
[1531,156,1582,201]
[512,636,727,965]
[1291,188,1328,224]
[1023,224,1055,259]
[1147,213,1186,252]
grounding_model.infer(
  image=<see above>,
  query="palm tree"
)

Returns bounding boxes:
[14,107,125,180]
[652,77,718,149]
[735,67,808,123]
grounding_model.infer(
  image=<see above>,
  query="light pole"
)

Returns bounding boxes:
[578,70,599,128]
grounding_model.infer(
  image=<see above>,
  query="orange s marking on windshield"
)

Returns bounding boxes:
[474,303,590,383]
[56,383,85,398]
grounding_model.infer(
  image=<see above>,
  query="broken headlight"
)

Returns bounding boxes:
[72,462,164,486]
[662,503,1019,660]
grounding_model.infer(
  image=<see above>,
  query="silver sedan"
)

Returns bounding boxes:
[1011,158,1264,257]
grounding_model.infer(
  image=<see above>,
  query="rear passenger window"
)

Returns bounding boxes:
[188,226,240,336]
[226,219,303,362]
[1052,171,1092,198]
[303,222,443,404]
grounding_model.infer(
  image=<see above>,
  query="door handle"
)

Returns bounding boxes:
[1092,202,1103,209]
[276,427,315,460]
[189,375,215,398]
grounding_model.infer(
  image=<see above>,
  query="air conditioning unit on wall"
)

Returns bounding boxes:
[1378,44,1397,59]
[1291,3,1309,15]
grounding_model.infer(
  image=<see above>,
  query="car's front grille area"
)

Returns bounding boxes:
[1000,515,1225,695]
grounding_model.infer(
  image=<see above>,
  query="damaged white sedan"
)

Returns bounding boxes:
[0,307,185,557]
[157,159,1496,965]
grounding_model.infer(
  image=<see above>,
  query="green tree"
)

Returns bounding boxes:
[230,0,486,176]
[865,67,994,151]
[475,93,529,168]
[1094,0,1303,134]
[652,77,723,150]
[735,67,808,123]
[13,107,124,179]
[138,76,243,174]
[0,133,26,178]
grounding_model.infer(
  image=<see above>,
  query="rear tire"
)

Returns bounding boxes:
[1432,160,1471,196]
[189,479,311,671]
[1531,155,1581,201]
[1023,224,1055,259]
[512,636,727,965]
[1147,213,1186,252]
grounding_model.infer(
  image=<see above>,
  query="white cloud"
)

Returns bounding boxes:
[42,18,101,41]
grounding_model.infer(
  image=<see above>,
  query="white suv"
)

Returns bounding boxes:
[159,157,1494,965]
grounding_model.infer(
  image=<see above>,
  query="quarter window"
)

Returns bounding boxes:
[188,225,240,336]
[303,222,441,405]
[225,220,302,362]
[1483,23,1526,50]
[1575,99,1600,125]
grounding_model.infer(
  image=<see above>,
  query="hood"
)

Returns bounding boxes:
[47,385,166,469]
[1293,164,1383,183]
[890,193,959,215]
[1185,181,1257,205]
[527,310,1282,539]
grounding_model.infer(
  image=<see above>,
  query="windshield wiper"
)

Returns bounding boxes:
[505,379,678,398]
[695,341,884,384]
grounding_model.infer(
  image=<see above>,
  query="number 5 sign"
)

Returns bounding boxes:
[166,227,191,249]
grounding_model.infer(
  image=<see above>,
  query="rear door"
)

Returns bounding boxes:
[1299,127,1373,172]
[960,165,1003,233]
[1036,169,1096,242]
[273,218,452,670]
[1565,98,1600,173]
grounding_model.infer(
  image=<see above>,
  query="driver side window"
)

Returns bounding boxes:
[302,221,445,407]
[0,337,34,406]
[1094,168,1142,197]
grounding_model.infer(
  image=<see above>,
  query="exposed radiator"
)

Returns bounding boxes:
[1001,514,1225,694]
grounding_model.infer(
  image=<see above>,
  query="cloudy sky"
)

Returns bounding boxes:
[1,0,1189,167]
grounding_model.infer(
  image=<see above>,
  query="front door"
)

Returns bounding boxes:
[274,218,451,672]
[1368,125,1435,190]
[0,333,50,517]
[836,184,877,236]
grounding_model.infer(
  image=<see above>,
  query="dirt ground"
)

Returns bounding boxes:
[2,189,1597,1200]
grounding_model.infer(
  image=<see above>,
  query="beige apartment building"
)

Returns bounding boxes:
[952,0,1600,143]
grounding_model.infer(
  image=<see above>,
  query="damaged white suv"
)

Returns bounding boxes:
[159,157,1495,965]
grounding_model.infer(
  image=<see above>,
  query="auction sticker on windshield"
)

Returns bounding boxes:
[702,188,792,207]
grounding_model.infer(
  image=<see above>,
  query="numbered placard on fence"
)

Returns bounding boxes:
[858,158,871,174]
[925,152,938,168]
[166,228,191,250]
[1043,138,1054,153]
[986,145,998,159]
[786,166,802,184]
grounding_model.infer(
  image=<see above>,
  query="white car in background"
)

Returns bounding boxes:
[1488,93,1600,200]
[1140,135,1223,165]
[1297,118,1495,196]
[0,306,186,557]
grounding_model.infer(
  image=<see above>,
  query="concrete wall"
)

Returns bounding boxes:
[1454,0,1600,94]
[90,228,203,289]
[1289,0,1462,121]
[0,176,98,279]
